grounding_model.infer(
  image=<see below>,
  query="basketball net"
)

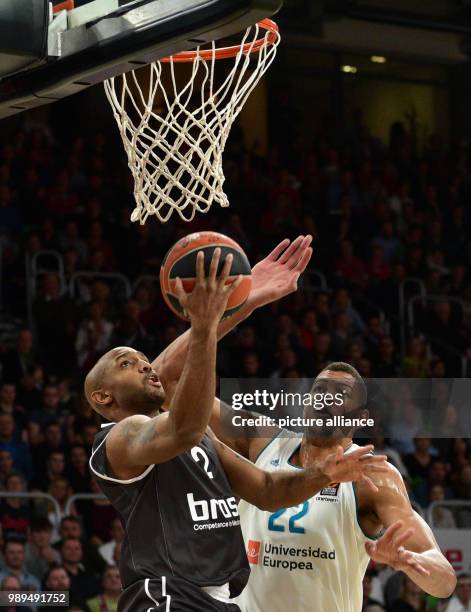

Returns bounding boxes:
[104,20,280,224]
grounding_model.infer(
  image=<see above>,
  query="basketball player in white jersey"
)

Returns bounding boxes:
[152,235,456,611]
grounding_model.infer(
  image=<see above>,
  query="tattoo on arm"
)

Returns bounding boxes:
[119,420,159,447]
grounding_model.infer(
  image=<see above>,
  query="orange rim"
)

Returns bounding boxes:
[160,18,279,63]
[53,0,74,14]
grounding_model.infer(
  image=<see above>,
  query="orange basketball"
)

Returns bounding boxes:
[160,231,252,321]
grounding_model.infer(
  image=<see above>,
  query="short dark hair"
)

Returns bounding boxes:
[4,471,24,487]
[44,564,67,584]
[317,361,368,407]
[60,515,81,527]
[3,536,25,552]
[59,537,82,550]
[30,517,53,533]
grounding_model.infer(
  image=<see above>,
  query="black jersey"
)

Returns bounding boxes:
[90,424,250,598]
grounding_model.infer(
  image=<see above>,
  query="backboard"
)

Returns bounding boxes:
[0,0,282,119]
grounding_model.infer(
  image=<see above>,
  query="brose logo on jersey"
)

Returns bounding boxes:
[187,493,239,522]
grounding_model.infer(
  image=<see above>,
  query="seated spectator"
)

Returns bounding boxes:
[42,565,71,612]
[455,465,471,503]
[16,365,44,413]
[0,473,32,540]
[0,383,27,433]
[32,423,65,467]
[98,518,124,567]
[75,301,114,370]
[299,309,318,352]
[112,300,154,356]
[447,573,471,612]
[313,293,331,331]
[331,312,353,359]
[66,395,100,445]
[86,566,121,612]
[57,378,78,415]
[33,273,78,376]
[371,221,401,264]
[335,239,366,286]
[311,332,333,373]
[29,385,68,429]
[362,570,385,611]
[46,477,75,542]
[133,283,168,333]
[0,449,14,489]
[366,245,390,283]
[331,288,366,334]
[370,437,409,478]
[414,460,452,509]
[239,351,262,379]
[0,414,32,481]
[59,221,88,264]
[66,444,91,493]
[428,485,456,528]
[0,538,41,592]
[81,479,117,546]
[404,437,438,482]
[59,538,100,607]
[81,423,99,454]
[0,574,32,612]
[31,452,66,492]
[375,336,399,378]
[401,337,429,378]
[388,575,426,611]
[24,518,61,583]
[53,516,106,575]
[270,348,301,379]
[1,329,36,383]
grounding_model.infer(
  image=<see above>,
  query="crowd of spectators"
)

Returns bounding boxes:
[0,94,469,611]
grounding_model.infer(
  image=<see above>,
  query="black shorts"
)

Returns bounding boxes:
[118,576,242,612]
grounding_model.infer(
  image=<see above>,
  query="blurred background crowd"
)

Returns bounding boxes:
[0,68,469,612]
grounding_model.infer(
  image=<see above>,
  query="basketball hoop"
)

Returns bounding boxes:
[104,19,280,225]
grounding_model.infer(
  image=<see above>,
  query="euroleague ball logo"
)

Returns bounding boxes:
[247,540,261,564]
[178,233,200,249]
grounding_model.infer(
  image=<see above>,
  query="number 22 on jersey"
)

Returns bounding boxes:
[268,502,309,534]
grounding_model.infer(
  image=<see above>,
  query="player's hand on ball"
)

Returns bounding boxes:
[321,445,388,492]
[174,248,242,331]
[365,520,430,576]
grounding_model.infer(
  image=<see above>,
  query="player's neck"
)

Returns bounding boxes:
[295,436,353,467]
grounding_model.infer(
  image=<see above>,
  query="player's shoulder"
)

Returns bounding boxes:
[107,414,152,444]
[357,456,406,502]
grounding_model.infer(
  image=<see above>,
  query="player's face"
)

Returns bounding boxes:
[108,347,166,415]
[303,370,365,444]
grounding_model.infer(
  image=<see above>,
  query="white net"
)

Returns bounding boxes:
[104,21,280,224]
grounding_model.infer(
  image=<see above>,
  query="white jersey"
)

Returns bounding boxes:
[235,432,376,612]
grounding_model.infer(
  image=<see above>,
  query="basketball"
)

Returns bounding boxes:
[160,231,252,320]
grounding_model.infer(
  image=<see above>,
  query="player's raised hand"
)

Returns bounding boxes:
[320,445,389,493]
[248,235,313,308]
[174,248,242,331]
[365,520,430,576]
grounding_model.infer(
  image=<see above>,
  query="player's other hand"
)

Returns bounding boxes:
[320,445,389,492]
[174,248,242,332]
[365,520,430,577]
[249,235,313,308]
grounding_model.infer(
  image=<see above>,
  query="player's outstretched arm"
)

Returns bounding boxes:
[361,463,456,598]
[210,433,388,511]
[152,235,313,391]
[106,250,241,475]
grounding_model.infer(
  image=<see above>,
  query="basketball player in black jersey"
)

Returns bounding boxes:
[87,245,388,611]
